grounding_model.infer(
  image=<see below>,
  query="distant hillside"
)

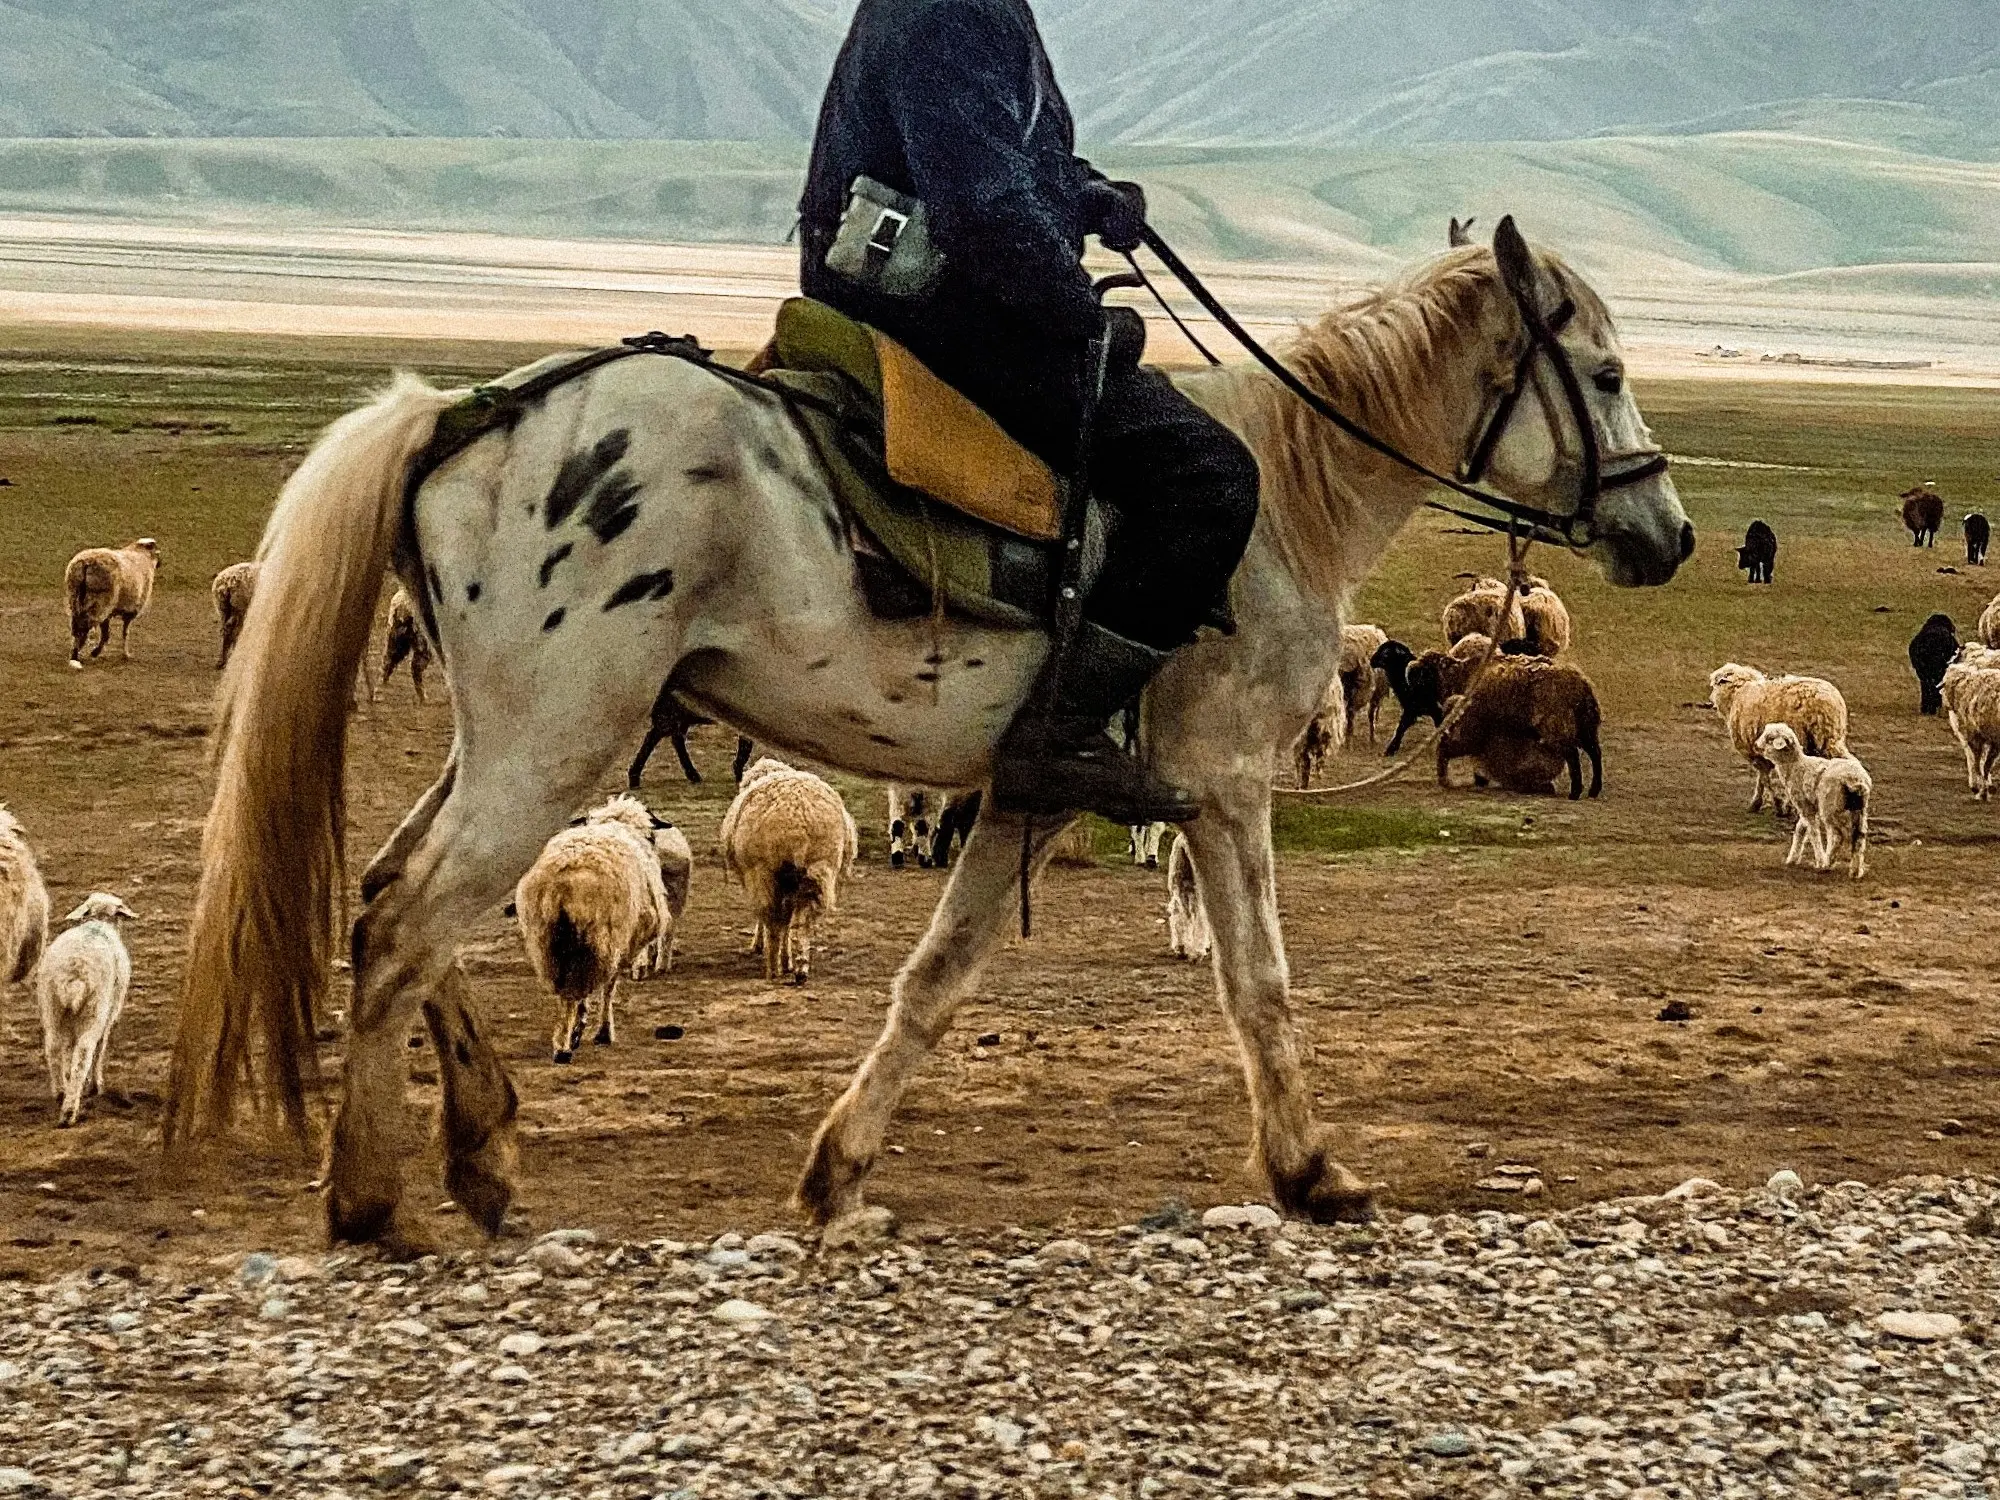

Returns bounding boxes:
[0,132,1993,281]
[0,0,1993,154]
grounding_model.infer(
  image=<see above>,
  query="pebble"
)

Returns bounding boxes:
[238,1251,278,1285]
[1940,1442,1987,1475]
[0,1472,41,1495]
[822,1205,897,1251]
[482,1463,539,1489]
[1420,1430,1472,1458]
[1767,1169,1804,1195]
[1201,1203,1281,1231]
[497,1332,544,1358]
[522,1241,586,1274]
[712,1299,776,1327]
[1876,1309,1963,1341]
[746,1233,806,1260]
[1038,1238,1093,1265]
[489,1364,532,1384]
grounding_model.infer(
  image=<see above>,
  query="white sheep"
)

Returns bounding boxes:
[211,560,262,670]
[1516,579,1573,657]
[516,795,677,1062]
[1164,833,1210,961]
[1753,724,1871,880]
[1128,821,1167,869]
[0,808,49,1009]
[380,586,437,703]
[1979,591,2000,649]
[37,893,135,1126]
[1956,642,2000,671]
[721,759,857,984]
[1940,660,2000,799]
[1338,623,1392,740]
[64,538,159,668]
[1708,663,1849,814]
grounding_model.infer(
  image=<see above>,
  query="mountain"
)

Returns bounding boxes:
[0,1,1993,155]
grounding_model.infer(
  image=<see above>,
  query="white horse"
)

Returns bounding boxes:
[166,219,1691,1246]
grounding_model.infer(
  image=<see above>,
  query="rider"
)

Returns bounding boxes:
[798,0,1261,826]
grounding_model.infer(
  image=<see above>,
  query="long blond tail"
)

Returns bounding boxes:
[166,375,457,1148]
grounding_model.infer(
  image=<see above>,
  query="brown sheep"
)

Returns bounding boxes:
[1901,485,1944,547]
[63,538,159,668]
[1436,656,1603,799]
[1441,577,1523,647]
[211,560,261,670]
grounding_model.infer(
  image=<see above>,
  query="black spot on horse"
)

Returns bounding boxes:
[603,569,676,611]
[542,608,566,633]
[545,430,631,529]
[685,460,734,484]
[915,670,941,684]
[465,582,481,603]
[965,658,986,669]
[869,733,901,747]
[584,475,643,544]
[538,543,573,588]
[807,657,833,671]
[754,444,784,472]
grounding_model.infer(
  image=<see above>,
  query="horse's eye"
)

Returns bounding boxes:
[1593,368,1623,395]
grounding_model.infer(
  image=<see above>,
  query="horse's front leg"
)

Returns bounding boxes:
[798,810,1066,1224]
[1182,780,1373,1223]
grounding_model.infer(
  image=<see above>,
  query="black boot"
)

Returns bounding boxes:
[990,622,1198,825]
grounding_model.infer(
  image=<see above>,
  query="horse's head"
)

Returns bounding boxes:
[1471,218,1694,588]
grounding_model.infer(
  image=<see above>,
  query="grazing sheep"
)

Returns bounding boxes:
[0,808,49,1008]
[37,893,135,1127]
[1436,656,1604,799]
[1900,484,1944,547]
[64,538,159,668]
[1909,613,1959,715]
[211,560,262,670]
[1708,663,1850,814]
[887,786,981,870]
[629,683,755,788]
[1442,577,1523,647]
[1338,624,1391,741]
[1376,633,1492,754]
[380,587,436,703]
[1292,670,1347,789]
[1737,520,1777,584]
[720,760,857,984]
[516,796,677,1063]
[1164,833,1210,961]
[1966,513,1991,567]
[1515,579,1573,657]
[1753,724,1871,880]
[1940,660,2000,799]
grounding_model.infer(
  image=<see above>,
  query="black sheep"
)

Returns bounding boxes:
[1736,519,1777,584]
[1909,613,1959,715]
[1966,513,1990,567]
[629,683,754,788]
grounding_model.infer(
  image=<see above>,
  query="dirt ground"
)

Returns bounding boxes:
[2,336,1999,1279]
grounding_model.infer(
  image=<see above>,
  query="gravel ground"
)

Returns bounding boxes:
[2,1174,1997,1500]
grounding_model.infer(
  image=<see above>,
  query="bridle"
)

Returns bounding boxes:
[1124,219,1670,551]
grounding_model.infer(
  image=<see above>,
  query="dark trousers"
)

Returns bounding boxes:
[1083,363,1260,651]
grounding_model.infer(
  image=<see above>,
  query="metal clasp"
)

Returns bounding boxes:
[867,207,910,258]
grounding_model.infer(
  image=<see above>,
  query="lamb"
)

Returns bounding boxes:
[629,682,755,788]
[1939,660,2000,799]
[1441,578,1523,647]
[63,538,159,668]
[210,560,262,670]
[1435,656,1604,799]
[720,759,857,984]
[1164,833,1210,961]
[1966,513,1990,567]
[380,587,436,703]
[887,786,982,870]
[515,795,681,1063]
[1753,724,1871,880]
[37,893,136,1126]
[1375,633,1492,753]
[1292,670,1347,789]
[1737,520,1777,584]
[1515,579,1573,657]
[1338,624,1391,741]
[1908,613,1959,716]
[1708,663,1849,814]
[1978,592,2000,649]
[0,808,49,1012]
[1900,484,1944,547]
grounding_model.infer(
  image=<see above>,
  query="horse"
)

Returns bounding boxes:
[164,217,1693,1247]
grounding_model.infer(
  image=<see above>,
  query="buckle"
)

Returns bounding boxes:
[866,207,910,258]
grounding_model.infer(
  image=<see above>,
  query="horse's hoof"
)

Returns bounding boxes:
[890,851,905,869]
[445,1156,516,1239]
[796,1134,872,1225]
[326,1190,400,1246]
[552,1050,574,1065]
[1271,1151,1377,1225]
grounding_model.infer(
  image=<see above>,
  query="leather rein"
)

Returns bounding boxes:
[1125,225,1669,551]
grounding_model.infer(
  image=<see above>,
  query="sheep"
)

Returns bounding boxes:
[1442,577,1523,647]
[210,560,262,670]
[1900,484,1944,547]
[1435,656,1604,799]
[515,795,678,1063]
[1376,633,1492,753]
[1966,513,1990,567]
[1737,520,1777,584]
[1515,579,1573,657]
[1978,592,2000,648]
[63,538,159,668]
[720,759,857,984]
[887,786,981,870]
[1338,624,1391,740]
[1126,820,1168,869]
[1292,670,1347,788]
[1753,724,1871,880]
[37,893,135,1127]
[0,808,49,1011]
[1708,663,1850,815]
[1908,613,1959,716]
[1959,642,2000,670]
[1939,660,2000,799]
[1164,832,1210,961]
[380,587,436,703]
[629,682,755,788]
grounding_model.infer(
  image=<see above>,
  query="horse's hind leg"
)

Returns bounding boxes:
[798,811,1067,1224]
[424,966,519,1235]
[1182,781,1372,1223]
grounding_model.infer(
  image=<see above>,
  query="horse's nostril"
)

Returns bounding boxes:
[1680,521,1697,560]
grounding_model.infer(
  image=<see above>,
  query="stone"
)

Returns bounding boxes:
[239,1252,279,1285]
[992,1419,1025,1452]
[274,1256,324,1283]
[381,1318,430,1340]
[0,1472,43,1495]
[370,1451,426,1489]
[821,1205,897,1251]
[105,1311,140,1332]
[1420,1431,1473,1458]
[1767,1169,1804,1196]
[490,1364,532,1384]
[259,1297,291,1320]
[746,1233,806,1260]
[1038,1238,1092,1266]
[1662,1177,1724,1201]
[1939,1442,1987,1475]
[1169,1237,1208,1259]
[712,1299,776,1327]
[537,1228,598,1247]
[523,1241,585,1275]
[1280,1289,1327,1312]
[1523,1220,1569,1255]
[497,1332,544,1358]
[1876,1310,1962,1342]
[1201,1204,1281,1231]
[482,1464,539,1489]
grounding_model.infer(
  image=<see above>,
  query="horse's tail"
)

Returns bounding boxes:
[166,374,457,1149]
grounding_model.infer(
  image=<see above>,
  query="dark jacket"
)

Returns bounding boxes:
[799,0,1107,467]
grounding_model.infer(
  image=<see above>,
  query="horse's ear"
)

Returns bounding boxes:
[1492,214,1536,298]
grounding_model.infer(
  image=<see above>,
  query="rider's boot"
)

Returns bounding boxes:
[990,620,1198,826]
